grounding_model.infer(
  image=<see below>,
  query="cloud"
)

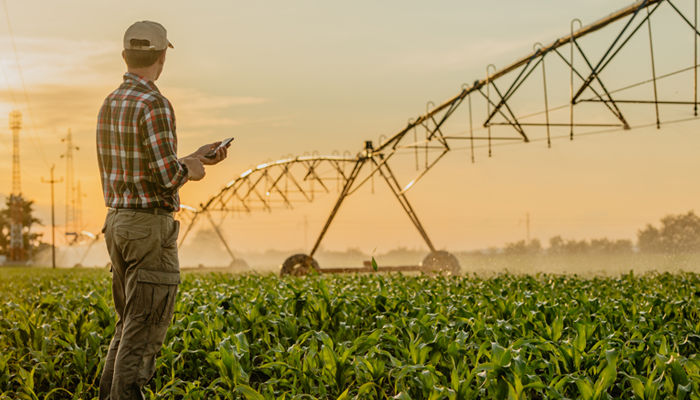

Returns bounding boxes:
[165,87,267,133]
[0,34,284,213]
[386,28,562,74]
[0,36,119,88]
[0,35,272,138]
[168,88,266,108]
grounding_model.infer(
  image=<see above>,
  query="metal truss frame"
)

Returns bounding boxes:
[182,0,700,266]
[178,156,357,256]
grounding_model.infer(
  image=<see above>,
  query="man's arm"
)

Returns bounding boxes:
[179,156,205,181]
[140,99,198,188]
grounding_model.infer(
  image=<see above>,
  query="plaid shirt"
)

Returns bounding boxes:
[97,73,187,211]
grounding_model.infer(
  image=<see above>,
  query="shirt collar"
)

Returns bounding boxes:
[123,72,160,93]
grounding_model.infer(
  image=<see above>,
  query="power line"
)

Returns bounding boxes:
[0,63,16,152]
[1,0,49,167]
[0,25,18,152]
[0,59,17,107]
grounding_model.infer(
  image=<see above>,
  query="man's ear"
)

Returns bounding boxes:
[121,49,126,62]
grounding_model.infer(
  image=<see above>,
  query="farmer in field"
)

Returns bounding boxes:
[96,21,228,399]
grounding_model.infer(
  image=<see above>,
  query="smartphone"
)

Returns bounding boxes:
[205,137,234,159]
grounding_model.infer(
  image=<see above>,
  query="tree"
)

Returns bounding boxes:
[546,236,632,254]
[637,224,662,252]
[637,211,700,253]
[589,238,633,253]
[504,239,542,255]
[548,236,589,254]
[548,235,566,254]
[0,196,45,259]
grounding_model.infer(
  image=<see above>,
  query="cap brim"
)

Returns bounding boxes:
[168,41,174,49]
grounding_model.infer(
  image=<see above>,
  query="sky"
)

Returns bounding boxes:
[0,0,699,263]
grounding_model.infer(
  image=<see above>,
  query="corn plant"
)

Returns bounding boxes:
[0,268,698,399]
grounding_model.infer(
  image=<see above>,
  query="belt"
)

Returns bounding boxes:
[110,207,173,216]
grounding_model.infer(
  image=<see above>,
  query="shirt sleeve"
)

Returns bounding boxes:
[140,98,188,192]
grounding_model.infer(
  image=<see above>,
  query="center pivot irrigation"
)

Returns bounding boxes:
[181,0,700,275]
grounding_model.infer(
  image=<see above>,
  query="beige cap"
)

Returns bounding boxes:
[123,21,174,51]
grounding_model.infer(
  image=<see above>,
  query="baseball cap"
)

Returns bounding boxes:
[123,21,174,51]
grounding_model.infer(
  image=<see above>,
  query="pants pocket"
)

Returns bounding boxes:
[162,219,180,249]
[161,219,180,272]
[115,222,156,266]
[132,269,180,325]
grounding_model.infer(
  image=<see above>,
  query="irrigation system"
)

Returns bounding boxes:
[173,0,700,275]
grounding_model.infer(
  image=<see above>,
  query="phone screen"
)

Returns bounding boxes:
[218,137,234,150]
[205,137,234,158]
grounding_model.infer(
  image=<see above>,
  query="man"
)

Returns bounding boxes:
[96,21,228,399]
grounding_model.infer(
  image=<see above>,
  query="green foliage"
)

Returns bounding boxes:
[0,196,46,259]
[502,237,634,256]
[638,211,700,253]
[504,210,700,256]
[548,236,633,255]
[503,239,542,255]
[0,268,698,399]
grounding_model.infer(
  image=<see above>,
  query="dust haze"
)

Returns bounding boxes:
[29,226,700,277]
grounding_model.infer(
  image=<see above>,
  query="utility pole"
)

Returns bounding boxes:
[9,110,24,262]
[76,180,84,233]
[42,165,63,269]
[61,129,79,240]
[525,212,531,243]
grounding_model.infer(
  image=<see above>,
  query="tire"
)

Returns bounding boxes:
[280,254,320,276]
[421,250,461,275]
[229,258,249,269]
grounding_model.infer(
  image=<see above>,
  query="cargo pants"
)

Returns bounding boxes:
[98,208,181,400]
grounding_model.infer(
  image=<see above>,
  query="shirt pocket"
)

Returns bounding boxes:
[131,269,180,325]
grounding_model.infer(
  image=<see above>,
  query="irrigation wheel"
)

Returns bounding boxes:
[230,257,249,269]
[421,251,461,275]
[280,254,320,276]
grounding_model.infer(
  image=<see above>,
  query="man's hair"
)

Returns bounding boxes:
[123,48,165,68]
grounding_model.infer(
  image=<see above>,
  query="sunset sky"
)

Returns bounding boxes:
[1,0,699,263]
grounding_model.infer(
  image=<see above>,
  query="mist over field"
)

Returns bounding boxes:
[22,209,700,277]
[28,240,700,277]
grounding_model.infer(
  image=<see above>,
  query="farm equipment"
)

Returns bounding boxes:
[178,0,700,276]
[279,251,461,276]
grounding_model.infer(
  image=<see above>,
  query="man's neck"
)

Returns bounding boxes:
[127,67,159,82]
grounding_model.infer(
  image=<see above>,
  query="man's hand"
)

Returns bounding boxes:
[181,157,205,181]
[190,142,228,166]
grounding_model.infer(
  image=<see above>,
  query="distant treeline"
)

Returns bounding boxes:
[501,211,700,255]
[181,210,700,269]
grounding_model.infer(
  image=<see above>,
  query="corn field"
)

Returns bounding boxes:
[0,268,698,399]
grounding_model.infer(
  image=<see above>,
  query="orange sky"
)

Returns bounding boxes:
[1,0,699,260]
